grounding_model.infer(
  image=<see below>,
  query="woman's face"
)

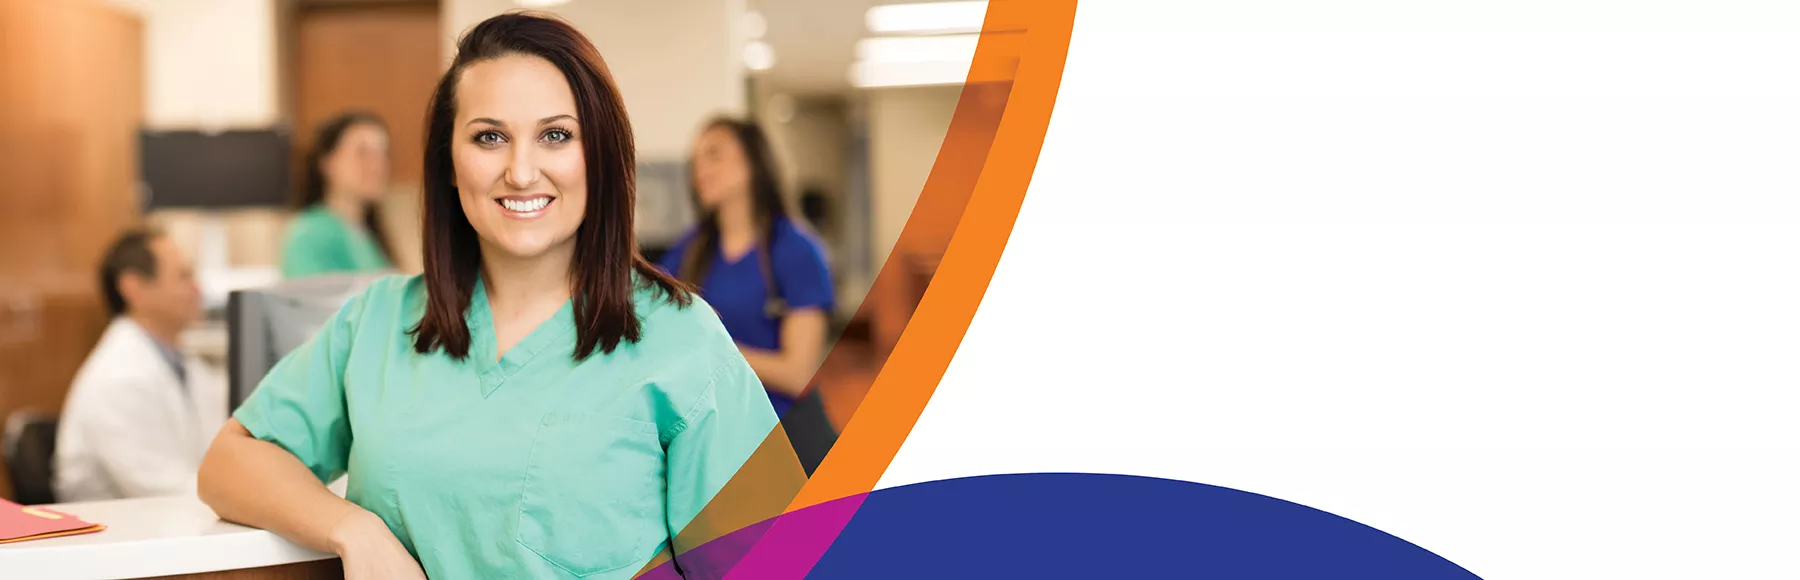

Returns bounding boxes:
[322,122,391,201]
[452,54,588,262]
[691,126,751,210]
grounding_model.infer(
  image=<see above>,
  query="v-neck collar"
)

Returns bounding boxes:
[718,241,759,267]
[465,277,576,398]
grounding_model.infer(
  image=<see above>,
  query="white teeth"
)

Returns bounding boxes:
[501,198,550,212]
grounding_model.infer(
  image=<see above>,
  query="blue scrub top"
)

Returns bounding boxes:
[658,216,835,417]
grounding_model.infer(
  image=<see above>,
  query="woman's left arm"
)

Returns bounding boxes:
[738,309,828,398]
[663,357,803,578]
[740,230,837,397]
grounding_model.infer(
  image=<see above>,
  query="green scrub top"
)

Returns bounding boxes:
[281,205,392,279]
[233,274,776,578]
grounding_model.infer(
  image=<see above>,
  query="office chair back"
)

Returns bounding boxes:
[3,410,58,505]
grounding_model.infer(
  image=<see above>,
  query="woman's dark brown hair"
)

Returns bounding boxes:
[677,117,792,286]
[296,111,393,260]
[412,12,690,361]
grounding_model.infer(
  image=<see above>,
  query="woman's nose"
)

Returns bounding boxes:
[505,147,539,189]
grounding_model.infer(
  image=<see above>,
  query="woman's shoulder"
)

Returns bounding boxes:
[285,206,346,242]
[333,273,425,328]
[632,283,732,347]
[772,216,829,260]
[290,205,339,227]
[773,215,823,243]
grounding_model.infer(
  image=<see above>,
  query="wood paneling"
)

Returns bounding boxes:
[294,4,441,189]
[0,0,144,499]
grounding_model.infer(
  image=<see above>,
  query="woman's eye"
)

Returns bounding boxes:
[474,131,506,146]
[542,129,573,144]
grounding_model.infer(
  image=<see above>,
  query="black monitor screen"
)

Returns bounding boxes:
[140,129,292,209]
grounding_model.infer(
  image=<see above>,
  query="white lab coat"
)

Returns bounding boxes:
[52,318,226,502]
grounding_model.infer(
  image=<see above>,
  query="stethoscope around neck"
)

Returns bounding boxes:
[755,242,788,319]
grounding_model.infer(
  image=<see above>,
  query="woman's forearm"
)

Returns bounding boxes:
[739,310,830,398]
[738,346,814,398]
[197,420,368,555]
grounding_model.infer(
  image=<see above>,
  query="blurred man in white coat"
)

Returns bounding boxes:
[54,228,224,501]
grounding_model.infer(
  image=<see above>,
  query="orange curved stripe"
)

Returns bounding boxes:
[793,0,1080,510]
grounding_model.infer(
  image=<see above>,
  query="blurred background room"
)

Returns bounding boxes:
[0,0,990,500]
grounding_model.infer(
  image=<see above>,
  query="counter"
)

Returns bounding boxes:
[0,495,340,579]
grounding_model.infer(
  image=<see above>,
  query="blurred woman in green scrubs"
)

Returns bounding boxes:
[198,13,778,580]
[282,111,395,278]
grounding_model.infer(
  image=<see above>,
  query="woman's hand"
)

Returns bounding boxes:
[329,509,427,580]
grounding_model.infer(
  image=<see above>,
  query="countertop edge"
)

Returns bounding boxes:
[0,522,337,579]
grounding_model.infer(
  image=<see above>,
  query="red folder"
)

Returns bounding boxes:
[0,498,105,544]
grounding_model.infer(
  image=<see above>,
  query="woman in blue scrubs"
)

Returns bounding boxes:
[659,119,836,417]
[198,14,778,579]
[659,118,837,472]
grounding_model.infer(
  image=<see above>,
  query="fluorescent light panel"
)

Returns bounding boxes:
[856,34,980,64]
[849,60,971,88]
[743,41,776,72]
[865,1,988,35]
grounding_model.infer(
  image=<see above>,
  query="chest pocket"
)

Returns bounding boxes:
[517,413,665,576]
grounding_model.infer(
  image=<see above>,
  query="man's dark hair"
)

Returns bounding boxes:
[99,228,164,317]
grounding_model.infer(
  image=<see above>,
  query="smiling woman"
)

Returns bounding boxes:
[196,12,784,580]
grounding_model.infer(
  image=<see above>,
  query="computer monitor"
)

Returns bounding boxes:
[140,128,293,209]
[226,273,390,412]
[635,159,693,247]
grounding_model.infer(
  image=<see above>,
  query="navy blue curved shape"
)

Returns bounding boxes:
[806,473,1480,579]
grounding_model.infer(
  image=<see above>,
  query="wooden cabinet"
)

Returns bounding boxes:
[0,0,145,499]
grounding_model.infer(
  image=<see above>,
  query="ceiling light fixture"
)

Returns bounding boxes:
[743,41,776,72]
[515,0,571,8]
[849,33,980,88]
[865,1,988,35]
[856,34,980,64]
[849,60,971,88]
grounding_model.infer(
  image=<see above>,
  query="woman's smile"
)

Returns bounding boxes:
[496,194,555,219]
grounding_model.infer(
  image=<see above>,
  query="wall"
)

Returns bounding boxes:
[102,0,289,274]
[753,88,851,202]
[754,89,857,302]
[444,0,747,161]
[106,0,281,130]
[866,85,961,271]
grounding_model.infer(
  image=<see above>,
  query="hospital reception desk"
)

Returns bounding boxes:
[0,496,341,579]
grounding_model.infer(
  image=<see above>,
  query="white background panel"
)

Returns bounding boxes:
[879,1,1800,578]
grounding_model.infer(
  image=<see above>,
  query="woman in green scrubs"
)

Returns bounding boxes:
[282,111,395,279]
[197,14,778,580]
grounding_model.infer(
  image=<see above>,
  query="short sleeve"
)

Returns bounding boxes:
[663,354,782,563]
[772,224,835,312]
[230,284,369,483]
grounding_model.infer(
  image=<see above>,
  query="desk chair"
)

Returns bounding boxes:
[3,409,58,505]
